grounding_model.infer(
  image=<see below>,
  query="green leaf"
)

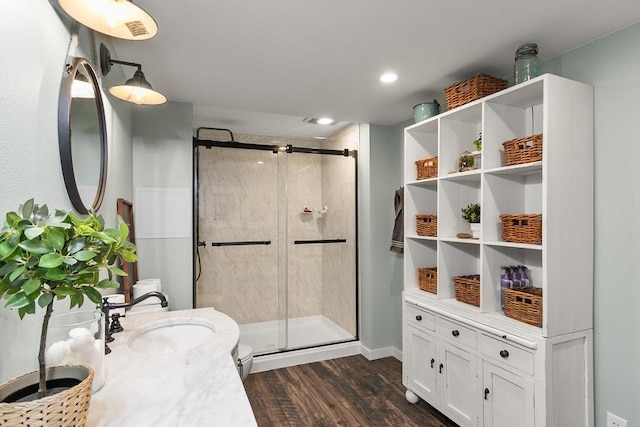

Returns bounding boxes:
[24,227,44,240]
[39,253,63,268]
[34,204,49,223]
[5,291,29,308]
[46,227,65,251]
[22,278,41,295]
[18,239,52,255]
[38,292,53,308]
[110,266,127,277]
[0,279,8,297]
[0,262,18,277]
[82,286,103,305]
[53,286,76,297]
[23,300,36,315]
[9,266,25,282]
[120,251,138,263]
[62,257,78,266]
[119,220,129,240]
[45,268,67,281]
[70,292,79,308]
[74,250,97,261]
[0,241,16,259]
[6,212,19,226]
[21,199,34,219]
[97,278,120,288]
[66,238,85,255]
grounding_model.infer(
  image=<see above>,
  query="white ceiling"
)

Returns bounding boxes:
[112,0,640,137]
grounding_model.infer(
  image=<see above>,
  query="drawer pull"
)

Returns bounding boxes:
[451,330,460,337]
[430,358,435,368]
[484,388,490,400]
[416,315,422,321]
[439,363,444,374]
[499,350,510,358]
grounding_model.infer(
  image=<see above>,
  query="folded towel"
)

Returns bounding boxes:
[390,187,404,254]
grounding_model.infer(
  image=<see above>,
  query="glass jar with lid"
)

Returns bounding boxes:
[513,43,541,85]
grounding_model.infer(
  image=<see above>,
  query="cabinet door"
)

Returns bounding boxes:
[405,325,438,404]
[438,341,479,427]
[483,362,534,427]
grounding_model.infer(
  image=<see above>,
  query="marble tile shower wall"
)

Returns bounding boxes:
[196,127,358,336]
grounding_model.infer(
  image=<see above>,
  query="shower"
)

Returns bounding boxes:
[193,127,358,356]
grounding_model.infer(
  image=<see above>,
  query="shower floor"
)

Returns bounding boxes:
[239,315,354,355]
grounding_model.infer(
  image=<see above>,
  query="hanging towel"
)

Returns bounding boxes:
[390,187,404,254]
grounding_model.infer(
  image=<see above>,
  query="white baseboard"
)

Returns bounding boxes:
[252,342,402,374]
[252,341,361,373]
[361,345,402,362]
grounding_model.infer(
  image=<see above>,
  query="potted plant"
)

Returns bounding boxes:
[0,199,136,425]
[461,203,481,238]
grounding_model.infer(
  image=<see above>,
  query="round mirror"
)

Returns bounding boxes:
[58,56,107,214]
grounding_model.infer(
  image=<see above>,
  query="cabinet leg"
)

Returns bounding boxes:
[405,389,419,404]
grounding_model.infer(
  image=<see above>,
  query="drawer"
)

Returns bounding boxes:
[405,304,435,331]
[436,317,477,350]
[480,334,534,376]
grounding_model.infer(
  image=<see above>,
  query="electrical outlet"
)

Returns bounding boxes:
[607,412,628,427]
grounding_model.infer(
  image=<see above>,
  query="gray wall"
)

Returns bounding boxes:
[0,2,134,382]
[542,23,640,427]
[132,102,194,310]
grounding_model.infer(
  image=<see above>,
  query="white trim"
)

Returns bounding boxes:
[360,345,402,361]
[251,341,361,373]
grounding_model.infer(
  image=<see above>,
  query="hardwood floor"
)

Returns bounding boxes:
[244,355,459,427]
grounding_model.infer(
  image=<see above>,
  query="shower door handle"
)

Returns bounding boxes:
[293,239,347,245]
[211,240,272,247]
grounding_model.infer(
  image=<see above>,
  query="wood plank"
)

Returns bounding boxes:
[244,355,459,426]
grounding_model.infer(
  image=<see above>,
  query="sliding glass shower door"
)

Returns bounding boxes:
[195,131,357,356]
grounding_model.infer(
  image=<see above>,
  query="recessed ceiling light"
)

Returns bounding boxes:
[317,118,334,125]
[380,73,398,83]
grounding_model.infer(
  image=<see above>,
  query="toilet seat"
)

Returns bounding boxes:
[237,343,254,380]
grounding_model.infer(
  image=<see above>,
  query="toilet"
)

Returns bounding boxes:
[236,343,254,381]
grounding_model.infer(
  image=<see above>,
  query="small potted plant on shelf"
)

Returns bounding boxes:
[0,199,137,426]
[461,203,481,238]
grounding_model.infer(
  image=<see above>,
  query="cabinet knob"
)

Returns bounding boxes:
[439,363,444,374]
[499,350,510,358]
[415,315,422,321]
[430,358,435,368]
[484,388,490,400]
[451,330,460,337]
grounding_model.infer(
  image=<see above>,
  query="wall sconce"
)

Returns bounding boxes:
[100,43,166,105]
[58,0,158,40]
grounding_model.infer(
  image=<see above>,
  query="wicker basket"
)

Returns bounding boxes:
[503,134,543,166]
[445,74,508,110]
[415,157,438,180]
[503,286,543,327]
[500,214,542,244]
[453,275,480,307]
[0,366,93,427]
[418,268,437,294]
[416,214,437,237]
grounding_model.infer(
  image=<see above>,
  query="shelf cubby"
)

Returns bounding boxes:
[438,177,481,239]
[438,241,480,300]
[404,238,437,292]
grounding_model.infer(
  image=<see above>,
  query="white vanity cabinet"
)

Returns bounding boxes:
[402,74,594,427]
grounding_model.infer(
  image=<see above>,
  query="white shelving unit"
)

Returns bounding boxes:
[402,74,594,427]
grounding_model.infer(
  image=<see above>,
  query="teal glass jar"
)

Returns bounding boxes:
[513,43,541,85]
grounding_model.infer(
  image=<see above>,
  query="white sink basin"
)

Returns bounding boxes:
[128,318,217,354]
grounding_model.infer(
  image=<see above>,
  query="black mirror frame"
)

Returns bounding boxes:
[58,56,108,215]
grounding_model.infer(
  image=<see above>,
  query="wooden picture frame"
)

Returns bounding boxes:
[117,198,138,302]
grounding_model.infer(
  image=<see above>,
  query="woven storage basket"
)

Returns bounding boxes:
[453,275,480,307]
[445,74,508,110]
[503,134,543,166]
[418,268,437,294]
[0,366,93,427]
[416,214,437,237]
[500,214,542,244]
[415,157,438,180]
[503,286,543,327]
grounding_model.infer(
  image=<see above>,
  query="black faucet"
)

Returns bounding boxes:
[101,291,168,354]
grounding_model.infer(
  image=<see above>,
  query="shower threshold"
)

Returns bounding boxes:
[239,315,355,356]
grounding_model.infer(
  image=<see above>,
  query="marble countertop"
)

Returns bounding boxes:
[87,308,257,426]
